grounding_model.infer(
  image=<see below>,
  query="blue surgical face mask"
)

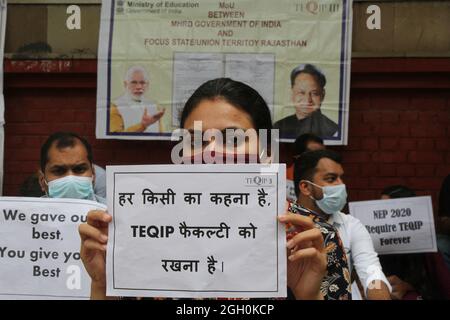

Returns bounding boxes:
[46,175,94,200]
[306,181,347,215]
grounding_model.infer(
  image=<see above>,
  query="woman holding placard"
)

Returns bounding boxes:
[79,78,328,300]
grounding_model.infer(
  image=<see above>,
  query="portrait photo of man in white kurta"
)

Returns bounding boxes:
[109,66,165,133]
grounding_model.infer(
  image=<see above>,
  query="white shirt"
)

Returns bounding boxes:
[328,211,392,297]
[114,93,159,133]
[351,282,363,300]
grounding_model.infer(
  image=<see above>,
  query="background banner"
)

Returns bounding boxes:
[97,0,352,144]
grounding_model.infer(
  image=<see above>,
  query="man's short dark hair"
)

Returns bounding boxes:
[293,149,342,198]
[381,185,416,199]
[290,64,326,89]
[294,133,324,157]
[40,132,93,172]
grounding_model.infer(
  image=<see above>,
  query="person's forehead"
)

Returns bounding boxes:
[184,99,254,130]
[307,141,325,151]
[293,73,319,87]
[130,71,147,80]
[315,157,343,174]
[46,142,89,166]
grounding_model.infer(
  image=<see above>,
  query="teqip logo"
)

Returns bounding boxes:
[295,1,341,15]
[245,176,274,187]
[294,2,381,30]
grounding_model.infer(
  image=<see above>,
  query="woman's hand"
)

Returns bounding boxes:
[279,213,327,300]
[79,210,112,299]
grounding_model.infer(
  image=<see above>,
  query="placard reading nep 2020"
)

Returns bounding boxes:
[349,196,437,255]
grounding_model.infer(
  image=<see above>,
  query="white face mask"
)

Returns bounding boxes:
[305,181,347,215]
[46,175,94,200]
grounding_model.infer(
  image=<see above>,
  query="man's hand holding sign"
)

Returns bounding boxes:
[279,213,326,300]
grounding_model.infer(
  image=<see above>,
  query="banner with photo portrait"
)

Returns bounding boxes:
[97,0,352,145]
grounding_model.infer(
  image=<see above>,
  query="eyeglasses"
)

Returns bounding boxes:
[129,81,148,86]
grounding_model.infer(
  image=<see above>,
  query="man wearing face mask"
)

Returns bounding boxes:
[38,132,106,205]
[292,149,391,300]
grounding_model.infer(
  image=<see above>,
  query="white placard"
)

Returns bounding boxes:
[0,197,106,299]
[106,164,286,298]
[349,196,437,255]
